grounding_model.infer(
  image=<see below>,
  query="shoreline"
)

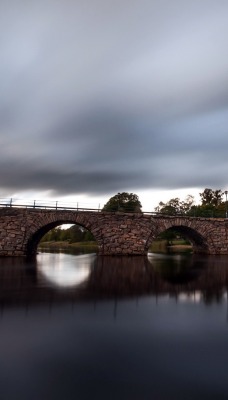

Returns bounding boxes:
[39,241,192,253]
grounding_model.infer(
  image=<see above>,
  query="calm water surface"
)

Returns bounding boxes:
[0,250,228,399]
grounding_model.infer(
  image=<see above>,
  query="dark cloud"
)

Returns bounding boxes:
[0,0,228,203]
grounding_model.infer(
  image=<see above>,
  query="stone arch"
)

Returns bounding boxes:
[165,225,207,253]
[24,212,104,256]
[146,218,213,254]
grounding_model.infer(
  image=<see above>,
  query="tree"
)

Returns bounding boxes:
[102,192,142,212]
[200,188,223,206]
[182,195,195,214]
[154,188,226,218]
[154,195,195,215]
[154,198,181,215]
[41,224,95,243]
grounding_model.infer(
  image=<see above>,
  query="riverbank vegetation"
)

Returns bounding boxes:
[39,224,98,251]
[39,240,98,251]
[40,224,95,243]
[102,188,227,217]
[155,188,226,217]
[149,239,192,253]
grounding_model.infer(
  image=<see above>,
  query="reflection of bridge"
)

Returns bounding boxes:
[0,254,228,307]
[0,207,228,256]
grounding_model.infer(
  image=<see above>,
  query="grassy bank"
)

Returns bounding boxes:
[39,241,98,249]
[149,240,192,253]
[39,240,192,253]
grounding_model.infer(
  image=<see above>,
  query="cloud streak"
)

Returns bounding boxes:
[0,0,228,202]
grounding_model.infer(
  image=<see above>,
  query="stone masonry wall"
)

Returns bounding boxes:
[0,208,228,256]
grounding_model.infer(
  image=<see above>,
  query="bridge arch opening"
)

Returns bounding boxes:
[149,225,209,254]
[26,220,99,257]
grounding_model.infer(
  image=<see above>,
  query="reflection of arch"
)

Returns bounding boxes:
[146,218,213,254]
[37,253,96,288]
[25,213,103,256]
[147,252,202,284]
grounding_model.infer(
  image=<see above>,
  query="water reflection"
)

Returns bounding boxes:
[1,251,228,399]
[148,252,202,284]
[39,245,97,255]
[37,252,96,288]
[0,251,228,306]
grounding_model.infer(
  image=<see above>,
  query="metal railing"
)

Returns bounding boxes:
[0,197,158,214]
[0,198,227,218]
[0,198,103,212]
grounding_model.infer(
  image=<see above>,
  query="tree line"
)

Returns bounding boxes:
[41,188,227,244]
[155,188,226,217]
[153,188,227,242]
[101,189,227,217]
[41,225,94,243]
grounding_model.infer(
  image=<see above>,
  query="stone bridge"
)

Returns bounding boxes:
[0,207,228,256]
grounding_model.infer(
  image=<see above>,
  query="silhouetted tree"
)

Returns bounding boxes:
[155,195,195,215]
[200,188,223,206]
[102,192,142,212]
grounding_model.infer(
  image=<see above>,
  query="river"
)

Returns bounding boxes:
[0,248,228,399]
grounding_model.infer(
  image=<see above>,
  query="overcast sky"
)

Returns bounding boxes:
[1,0,228,210]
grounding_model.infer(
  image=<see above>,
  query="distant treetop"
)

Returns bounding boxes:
[154,188,226,218]
[102,192,142,212]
